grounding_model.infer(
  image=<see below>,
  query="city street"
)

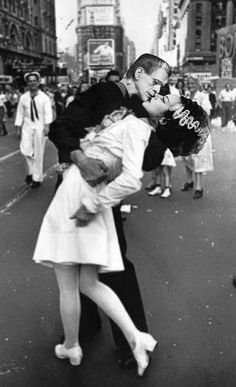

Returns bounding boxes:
[1,120,236,387]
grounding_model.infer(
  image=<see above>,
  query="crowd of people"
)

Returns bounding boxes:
[0,54,234,377]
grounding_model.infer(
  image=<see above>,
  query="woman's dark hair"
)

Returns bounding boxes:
[125,54,171,80]
[156,96,210,157]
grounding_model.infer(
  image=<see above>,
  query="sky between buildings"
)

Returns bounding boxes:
[55,0,161,57]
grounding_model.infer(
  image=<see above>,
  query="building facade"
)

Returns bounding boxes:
[155,0,236,83]
[155,0,179,68]
[177,0,236,79]
[217,1,236,79]
[76,0,125,80]
[0,0,57,86]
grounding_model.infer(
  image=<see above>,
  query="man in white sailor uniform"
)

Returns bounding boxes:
[15,72,53,188]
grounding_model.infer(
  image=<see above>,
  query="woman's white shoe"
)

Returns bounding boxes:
[55,344,83,366]
[132,333,158,376]
[148,185,162,196]
[160,187,171,198]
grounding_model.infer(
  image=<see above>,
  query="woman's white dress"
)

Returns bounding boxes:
[183,90,214,173]
[161,148,176,167]
[33,115,152,273]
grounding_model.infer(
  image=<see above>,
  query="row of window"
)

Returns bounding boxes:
[194,1,227,51]
[0,0,55,29]
[44,37,56,56]
[0,0,29,20]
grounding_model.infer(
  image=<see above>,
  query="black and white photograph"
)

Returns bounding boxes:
[1,1,236,386]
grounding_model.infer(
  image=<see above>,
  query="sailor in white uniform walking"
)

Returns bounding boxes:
[15,72,53,188]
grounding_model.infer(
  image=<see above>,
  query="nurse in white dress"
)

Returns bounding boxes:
[32,94,210,375]
[181,76,213,199]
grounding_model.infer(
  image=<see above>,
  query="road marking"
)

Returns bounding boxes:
[0,150,20,162]
[0,163,58,215]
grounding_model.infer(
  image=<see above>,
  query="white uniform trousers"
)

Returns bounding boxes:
[20,126,46,182]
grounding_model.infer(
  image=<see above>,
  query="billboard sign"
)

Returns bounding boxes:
[88,39,115,67]
[83,0,114,6]
[85,6,114,25]
[185,72,212,83]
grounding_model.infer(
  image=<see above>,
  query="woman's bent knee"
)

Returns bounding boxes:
[79,265,98,297]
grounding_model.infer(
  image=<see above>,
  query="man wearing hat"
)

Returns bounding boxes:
[15,72,53,188]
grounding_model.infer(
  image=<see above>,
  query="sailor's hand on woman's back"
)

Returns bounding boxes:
[71,150,108,187]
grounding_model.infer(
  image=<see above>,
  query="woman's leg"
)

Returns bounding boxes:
[80,265,138,346]
[80,265,157,376]
[160,166,172,198]
[195,172,203,191]
[147,167,162,195]
[145,168,160,190]
[185,165,193,183]
[54,264,81,349]
[193,172,203,199]
[162,166,170,187]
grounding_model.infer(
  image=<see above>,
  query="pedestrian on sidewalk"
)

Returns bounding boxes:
[48,54,170,369]
[0,90,7,136]
[218,83,234,131]
[33,93,210,375]
[181,76,213,199]
[146,148,176,199]
[147,81,178,198]
[15,72,53,188]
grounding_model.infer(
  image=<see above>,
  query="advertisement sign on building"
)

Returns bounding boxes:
[217,25,236,78]
[82,0,114,6]
[185,72,212,83]
[85,6,114,25]
[88,39,115,67]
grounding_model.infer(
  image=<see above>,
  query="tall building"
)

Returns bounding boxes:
[155,0,236,83]
[0,0,57,85]
[217,1,236,78]
[177,0,236,78]
[154,0,180,68]
[76,0,124,80]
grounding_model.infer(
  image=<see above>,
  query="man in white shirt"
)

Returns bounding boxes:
[0,90,7,136]
[15,72,53,188]
[218,83,235,129]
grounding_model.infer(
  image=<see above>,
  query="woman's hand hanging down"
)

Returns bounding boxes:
[70,205,95,227]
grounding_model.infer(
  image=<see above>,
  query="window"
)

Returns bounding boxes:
[3,0,8,9]
[196,3,202,13]
[195,29,201,50]
[210,32,217,52]
[196,15,202,25]
[216,15,223,27]
[34,16,38,26]
[44,38,48,53]
[216,1,223,12]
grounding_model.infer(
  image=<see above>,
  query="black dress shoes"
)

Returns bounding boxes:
[193,189,203,199]
[25,175,32,185]
[117,350,136,369]
[181,181,194,191]
[31,181,41,189]
[232,276,236,287]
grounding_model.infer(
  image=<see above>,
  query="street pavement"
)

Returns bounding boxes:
[1,120,236,386]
